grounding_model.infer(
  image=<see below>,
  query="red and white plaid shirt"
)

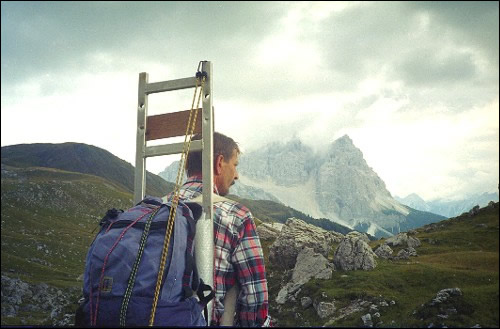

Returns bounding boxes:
[168,175,269,327]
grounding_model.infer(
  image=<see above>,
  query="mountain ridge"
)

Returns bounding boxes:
[161,135,446,237]
[1,142,174,198]
[396,192,499,218]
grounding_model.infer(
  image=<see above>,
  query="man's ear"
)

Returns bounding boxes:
[215,154,224,175]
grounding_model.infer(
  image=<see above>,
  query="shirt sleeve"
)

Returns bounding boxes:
[231,212,269,327]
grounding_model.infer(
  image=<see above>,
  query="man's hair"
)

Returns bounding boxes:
[186,132,240,177]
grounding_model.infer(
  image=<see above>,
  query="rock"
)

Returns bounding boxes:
[361,313,373,327]
[346,231,370,243]
[430,288,462,305]
[395,247,418,260]
[256,222,283,240]
[276,247,333,304]
[292,247,333,284]
[275,282,302,305]
[269,218,337,269]
[468,205,480,217]
[323,299,367,326]
[374,244,393,259]
[385,232,421,248]
[1,274,79,326]
[314,301,336,319]
[333,236,377,271]
[301,297,313,309]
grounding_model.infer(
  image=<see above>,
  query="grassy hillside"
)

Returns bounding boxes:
[1,166,133,285]
[228,195,353,235]
[264,203,499,327]
[1,165,137,325]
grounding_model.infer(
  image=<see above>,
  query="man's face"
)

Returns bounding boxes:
[217,149,239,196]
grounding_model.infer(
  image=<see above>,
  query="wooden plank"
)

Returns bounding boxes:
[146,109,202,141]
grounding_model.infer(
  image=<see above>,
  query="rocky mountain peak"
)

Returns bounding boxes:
[326,135,365,166]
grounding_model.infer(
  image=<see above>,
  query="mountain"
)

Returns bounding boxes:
[235,135,444,237]
[1,143,174,198]
[159,162,282,203]
[396,192,499,218]
[394,193,431,212]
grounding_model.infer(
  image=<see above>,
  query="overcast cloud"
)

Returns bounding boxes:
[1,1,498,201]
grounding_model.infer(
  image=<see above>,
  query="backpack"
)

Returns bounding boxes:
[77,196,214,327]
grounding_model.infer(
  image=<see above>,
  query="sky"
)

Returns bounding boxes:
[1,1,499,201]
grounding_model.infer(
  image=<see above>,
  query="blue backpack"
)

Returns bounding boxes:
[78,196,214,327]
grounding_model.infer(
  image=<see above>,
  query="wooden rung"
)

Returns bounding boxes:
[146,109,202,141]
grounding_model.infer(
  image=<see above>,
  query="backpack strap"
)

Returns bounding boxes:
[180,203,198,299]
[196,278,215,324]
[119,205,161,326]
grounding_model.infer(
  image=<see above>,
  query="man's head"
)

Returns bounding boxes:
[186,132,240,196]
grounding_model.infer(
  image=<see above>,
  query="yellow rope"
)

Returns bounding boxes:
[148,74,206,326]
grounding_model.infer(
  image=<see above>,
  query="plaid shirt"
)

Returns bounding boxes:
[169,176,269,327]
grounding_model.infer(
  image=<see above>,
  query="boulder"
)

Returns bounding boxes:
[468,205,480,217]
[346,231,370,243]
[269,218,340,269]
[333,236,377,271]
[314,301,336,319]
[276,247,333,304]
[276,282,302,305]
[374,244,393,259]
[361,313,373,327]
[385,232,421,248]
[301,297,313,309]
[292,247,333,284]
[395,247,418,259]
[256,222,283,240]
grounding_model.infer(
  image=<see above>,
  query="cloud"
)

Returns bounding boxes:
[1,2,498,201]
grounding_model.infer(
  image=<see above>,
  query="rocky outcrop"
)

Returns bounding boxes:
[276,247,333,305]
[314,301,336,319]
[394,247,418,260]
[333,235,377,271]
[384,232,421,248]
[413,288,470,326]
[256,222,283,240]
[1,275,79,326]
[346,231,370,244]
[292,247,333,284]
[269,218,342,269]
[468,205,480,217]
[374,244,393,259]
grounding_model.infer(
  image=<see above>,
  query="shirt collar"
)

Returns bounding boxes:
[185,175,220,195]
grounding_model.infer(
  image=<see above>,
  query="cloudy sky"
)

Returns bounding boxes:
[1,1,498,201]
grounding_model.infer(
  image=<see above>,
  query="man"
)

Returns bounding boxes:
[167,132,270,327]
